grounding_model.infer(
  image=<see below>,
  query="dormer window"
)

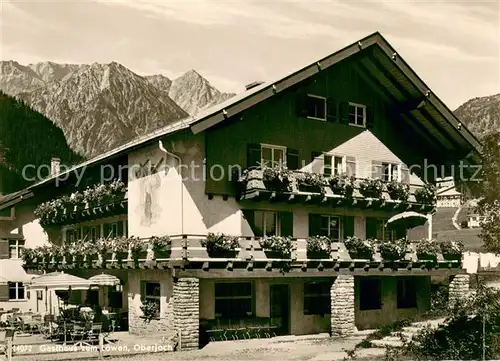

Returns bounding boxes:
[348,103,366,127]
[306,95,327,121]
[382,162,400,182]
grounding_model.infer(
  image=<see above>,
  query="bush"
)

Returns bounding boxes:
[402,282,500,360]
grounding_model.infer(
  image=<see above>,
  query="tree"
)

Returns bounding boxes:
[475,131,500,253]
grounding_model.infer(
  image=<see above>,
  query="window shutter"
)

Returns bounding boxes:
[0,284,9,301]
[247,144,262,169]
[346,156,356,177]
[242,210,255,236]
[339,102,349,124]
[371,161,383,179]
[343,216,355,239]
[296,93,309,117]
[286,149,300,170]
[366,217,378,239]
[117,221,124,237]
[103,223,111,239]
[326,98,338,122]
[309,214,322,237]
[279,212,294,237]
[401,164,410,184]
[366,106,374,129]
[311,152,324,174]
[0,239,9,259]
[324,155,332,176]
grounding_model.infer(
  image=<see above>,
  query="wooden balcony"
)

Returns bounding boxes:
[237,169,435,213]
[25,235,462,276]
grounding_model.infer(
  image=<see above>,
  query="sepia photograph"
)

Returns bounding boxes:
[0,0,499,360]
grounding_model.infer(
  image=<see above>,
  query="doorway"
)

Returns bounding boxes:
[270,284,290,335]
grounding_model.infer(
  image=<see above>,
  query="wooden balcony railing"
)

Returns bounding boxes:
[25,235,462,273]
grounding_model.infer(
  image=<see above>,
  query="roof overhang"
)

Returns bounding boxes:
[190,32,482,159]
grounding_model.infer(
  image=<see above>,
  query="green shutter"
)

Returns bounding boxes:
[280,212,294,237]
[309,214,322,237]
[339,102,349,124]
[117,221,124,237]
[326,98,339,122]
[343,216,355,239]
[0,284,9,301]
[296,93,309,117]
[103,223,111,239]
[0,239,9,259]
[366,217,378,239]
[247,144,262,169]
[242,210,256,236]
[366,106,374,129]
[286,149,300,170]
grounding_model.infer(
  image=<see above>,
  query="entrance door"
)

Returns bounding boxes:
[270,284,290,335]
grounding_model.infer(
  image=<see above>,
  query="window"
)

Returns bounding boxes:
[141,281,161,318]
[304,280,332,315]
[8,282,25,300]
[359,278,381,310]
[253,211,279,237]
[319,215,341,241]
[397,278,417,309]
[9,240,25,259]
[382,163,400,182]
[366,218,404,242]
[306,95,327,120]
[324,155,346,176]
[214,282,253,318]
[348,103,366,127]
[261,144,286,168]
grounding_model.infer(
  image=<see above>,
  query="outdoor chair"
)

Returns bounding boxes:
[70,324,88,346]
[87,323,102,344]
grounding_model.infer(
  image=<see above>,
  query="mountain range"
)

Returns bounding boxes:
[0,59,499,161]
[0,61,235,158]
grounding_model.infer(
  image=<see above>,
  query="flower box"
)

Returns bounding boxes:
[262,167,292,192]
[307,250,330,259]
[295,172,326,194]
[329,174,355,198]
[263,250,290,259]
[344,236,374,260]
[150,236,171,260]
[414,183,437,204]
[358,179,384,199]
[379,239,407,261]
[415,240,439,261]
[386,181,410,201]
[439,240,464,261]
[113,251,129,263]
[202,233,239,257]
[153,249,171,260]
[307,236,331,259]
[207,250,238,258]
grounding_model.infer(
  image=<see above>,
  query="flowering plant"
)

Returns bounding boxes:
[140,300,160,323]
[262,166,293,191]
[202,233,239,253]
[329,173,355,198]
[414,182,437,204]
[259,236,293,256]
[439,240,464,260]
[386,181,410,201]
[378,238,408,261]
[111,237,129,253]
[344,236,374,259]
[358,178,384,198]
[307,236,332,253]
[415,239,439,260]
[150,236,171,252]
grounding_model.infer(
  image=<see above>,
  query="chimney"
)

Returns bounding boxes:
[51,157,61,176]
[245,81,264,91]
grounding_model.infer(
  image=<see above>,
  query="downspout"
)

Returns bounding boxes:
[158,140,184,234]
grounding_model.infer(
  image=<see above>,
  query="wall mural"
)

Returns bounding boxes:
[134,157,163,227]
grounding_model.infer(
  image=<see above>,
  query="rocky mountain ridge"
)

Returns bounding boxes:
[0,60,235,158]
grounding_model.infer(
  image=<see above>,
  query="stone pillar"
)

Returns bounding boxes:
[331,275,356,336]
[173,278,199,350]
[449,274,470,308]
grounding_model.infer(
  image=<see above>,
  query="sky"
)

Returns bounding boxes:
[1,0,499,109]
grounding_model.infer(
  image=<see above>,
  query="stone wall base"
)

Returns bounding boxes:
[173,278,200,350]
[331,275,356,336]
[449,274,470,308]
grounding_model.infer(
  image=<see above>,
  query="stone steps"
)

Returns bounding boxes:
[368,318,446,349]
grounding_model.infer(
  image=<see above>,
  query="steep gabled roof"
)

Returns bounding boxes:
[0,31,482,210]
